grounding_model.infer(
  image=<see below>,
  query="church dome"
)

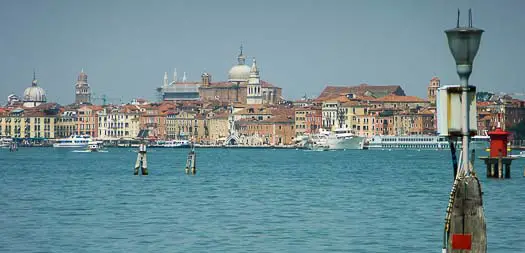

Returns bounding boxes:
[228,64,251,82]
[23,79,46,102]
[228,45,250,82]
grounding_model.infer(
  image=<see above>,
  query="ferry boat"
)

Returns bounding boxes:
[306,128,365,150]
[152,139,190,148]
[367,135,490,150]
[53,135,93,148]
[0,136,13,148]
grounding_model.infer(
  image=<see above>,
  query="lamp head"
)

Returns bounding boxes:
[445,9,484,66]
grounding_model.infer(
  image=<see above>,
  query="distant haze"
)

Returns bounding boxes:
[1,0,524,105]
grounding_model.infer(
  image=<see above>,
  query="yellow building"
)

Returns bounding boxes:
[206,111,230,144]
[55,110,78,138]
[0,108,56,139]
[97,105,141,140]
[166,111,207,142]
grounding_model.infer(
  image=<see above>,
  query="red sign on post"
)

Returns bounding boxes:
[452,234,472,250]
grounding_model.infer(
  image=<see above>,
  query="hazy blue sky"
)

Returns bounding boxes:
[1,0,524,105]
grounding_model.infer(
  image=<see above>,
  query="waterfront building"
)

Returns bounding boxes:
[23,72,47,108]
[138,104,169,140]
[165,111,207,142]
[75,69,91,104]
[55,110,78,138]
[304,107,322,135]
[427,76,440,105]
[0,105,57,140]
[206,110,230,144]
[321,100,341,129]
[236,114,295,145]
[295,106,321,136]
[97,105,141,140]
[76,105,101,137]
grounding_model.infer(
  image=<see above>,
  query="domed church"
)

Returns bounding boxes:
[23,71,47,108]
[198,46,282,104]
[158,46,282,104]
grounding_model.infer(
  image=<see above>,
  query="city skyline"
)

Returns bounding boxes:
[1,0,525,105]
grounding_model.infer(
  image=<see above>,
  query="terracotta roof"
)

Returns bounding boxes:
[317,84,405,100]
[372,94,427,103]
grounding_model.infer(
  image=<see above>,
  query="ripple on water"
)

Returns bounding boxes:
[0,148,524,252]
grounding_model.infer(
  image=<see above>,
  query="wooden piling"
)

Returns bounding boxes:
[505,164,511,179]
[185,145,196,175]
[497,152,503,179]
[134,143,148,175]
[490,163,495,177]
[447,176,487,253]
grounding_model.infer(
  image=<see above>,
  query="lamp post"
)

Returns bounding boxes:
[443,9,486,253]
[445,9,483,174]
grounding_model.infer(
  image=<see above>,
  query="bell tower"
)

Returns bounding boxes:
[427,76,440,105]
[247,58,262,105]
[75,69,91,104]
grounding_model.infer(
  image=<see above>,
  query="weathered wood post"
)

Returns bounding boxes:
[446,176,487,253]
[497,150,503,179]
[134,142,148,175]
[185,142,196,175]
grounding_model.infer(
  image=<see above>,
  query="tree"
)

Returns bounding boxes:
[509,120,525,140]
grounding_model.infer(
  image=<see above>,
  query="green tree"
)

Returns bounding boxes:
[509,120,525,139]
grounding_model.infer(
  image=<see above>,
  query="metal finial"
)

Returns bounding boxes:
[469,8,472,27]
[457,9,460,28]
[33,68,36,81]
[240,44,243,55]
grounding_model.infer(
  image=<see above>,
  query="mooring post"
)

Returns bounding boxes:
[505,163,511,179]
[185,142,197,175]
[134,142,148,175]
[498,150,503,179]
[490,163,495,178]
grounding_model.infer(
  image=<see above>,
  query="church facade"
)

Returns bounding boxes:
[157,47,282,105]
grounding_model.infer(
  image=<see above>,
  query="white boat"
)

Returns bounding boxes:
[87,141,100,152]
[367,135,489,150]
[53,135,93,148]
[509,151,525,159]
[0,136,13,148]
[306,128,365,150]
[153,139,190,148]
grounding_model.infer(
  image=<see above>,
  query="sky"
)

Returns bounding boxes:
[1,0,525,105]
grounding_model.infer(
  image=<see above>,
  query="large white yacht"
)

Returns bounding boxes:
[306,128,365,150]
[53,135,93,148]
[367,135,489,150]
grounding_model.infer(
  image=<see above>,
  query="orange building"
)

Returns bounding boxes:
[76,105,102,137]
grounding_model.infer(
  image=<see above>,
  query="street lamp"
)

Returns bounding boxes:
[445,9,483,173]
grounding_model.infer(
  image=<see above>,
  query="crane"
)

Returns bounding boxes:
[91,93,123,106]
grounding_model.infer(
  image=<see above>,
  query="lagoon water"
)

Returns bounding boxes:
[1,148,525,252]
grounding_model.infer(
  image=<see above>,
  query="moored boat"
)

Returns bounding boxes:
[152,139,190,148]
[306,128,365,150]
[367,135,489,150]
[53,135,93,148]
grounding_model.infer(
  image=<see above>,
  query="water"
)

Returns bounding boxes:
[1,148,524,252]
